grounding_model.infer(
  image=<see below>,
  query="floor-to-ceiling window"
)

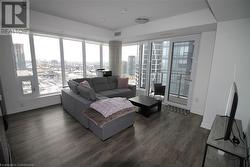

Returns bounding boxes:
[33,35,62,95]
[122,44,140,85]
[63,39,83,83]
[11,33,107,97]
[11,31,197,110]
[85,41,100,78]
[149,41,170,93]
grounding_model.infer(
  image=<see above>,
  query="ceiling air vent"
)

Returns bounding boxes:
[135,17,149,24]
[114,32,121,36]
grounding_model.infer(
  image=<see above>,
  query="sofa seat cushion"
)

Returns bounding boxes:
[96,94,109,100]
[98,90,120,98]
[114,89,133,97]
[92,77,109,92]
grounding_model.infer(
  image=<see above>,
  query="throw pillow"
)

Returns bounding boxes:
[80,80,91,88]
[68,80,79,94]
[77,85,96,101]
[117,78,129,89]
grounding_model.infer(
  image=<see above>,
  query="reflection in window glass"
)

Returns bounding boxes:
[34,35,62,95]
[63,39,83,83]
[12,33,33,76]
[102,45,109,70]
[85,42,100,78]
[122,45,139,85]
[149,41,170,93]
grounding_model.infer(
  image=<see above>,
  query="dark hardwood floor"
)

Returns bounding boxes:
[7,105,210,167]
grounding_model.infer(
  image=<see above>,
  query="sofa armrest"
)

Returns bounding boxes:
[128,84,136,97]
[61,89,92,128]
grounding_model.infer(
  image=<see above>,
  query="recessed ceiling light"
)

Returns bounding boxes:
[135,17,150,24]
[121,8,128,14]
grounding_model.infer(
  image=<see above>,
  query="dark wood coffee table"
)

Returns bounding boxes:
[129,95,162,117]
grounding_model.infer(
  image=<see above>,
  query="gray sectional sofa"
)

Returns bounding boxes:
[61,76,136,140]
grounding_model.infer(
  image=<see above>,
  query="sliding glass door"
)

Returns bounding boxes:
[138,35,199,109]
[168,41,194,106]
[140,42,150,90]
[149,41,170,94]
[139,41,170,96]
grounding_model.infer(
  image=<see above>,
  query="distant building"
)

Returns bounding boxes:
[14,44,26,70]
[122,61,127,74]
[128,56,135,75]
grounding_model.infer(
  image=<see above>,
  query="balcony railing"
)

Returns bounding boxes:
[150,71,191,98]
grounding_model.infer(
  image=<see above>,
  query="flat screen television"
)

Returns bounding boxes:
[0,77,12,164]
[224,82,238,141]
[0,77,8,130]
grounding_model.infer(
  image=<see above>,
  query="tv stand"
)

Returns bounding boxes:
[202,115,247,167]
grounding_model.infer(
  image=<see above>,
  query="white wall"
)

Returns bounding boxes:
[30,10,113,42]
[201,18,250,131]
[115,9,216,42]
[191,31,216,115]
[0,36,21,114]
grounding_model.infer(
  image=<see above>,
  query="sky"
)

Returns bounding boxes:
[122,45,139,61]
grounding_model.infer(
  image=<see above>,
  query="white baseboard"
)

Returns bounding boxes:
[7,94,61,115]
[201,121,212,130]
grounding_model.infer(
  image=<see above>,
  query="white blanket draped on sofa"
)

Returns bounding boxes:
[90,97,134,118]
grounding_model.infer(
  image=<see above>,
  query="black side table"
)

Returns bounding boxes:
[202,115,247,167]
[129,95,162,117]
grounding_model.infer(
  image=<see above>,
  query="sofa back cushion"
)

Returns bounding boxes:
[68,80,79,94]
[107,76,118,90]
[117,78,129,89]
[92,77,109,92]
[77,85,96,101]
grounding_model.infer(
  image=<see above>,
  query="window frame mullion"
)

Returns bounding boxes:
[29,34,40,96]
[59,38,66,87]
[82,41,86,77]
[100,44,103,69]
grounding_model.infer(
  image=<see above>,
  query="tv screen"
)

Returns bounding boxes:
[0,78,8,130]
[224,82,238,141]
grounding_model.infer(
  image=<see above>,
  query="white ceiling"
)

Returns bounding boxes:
[30,0,208,30]
[207,0,250,21]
